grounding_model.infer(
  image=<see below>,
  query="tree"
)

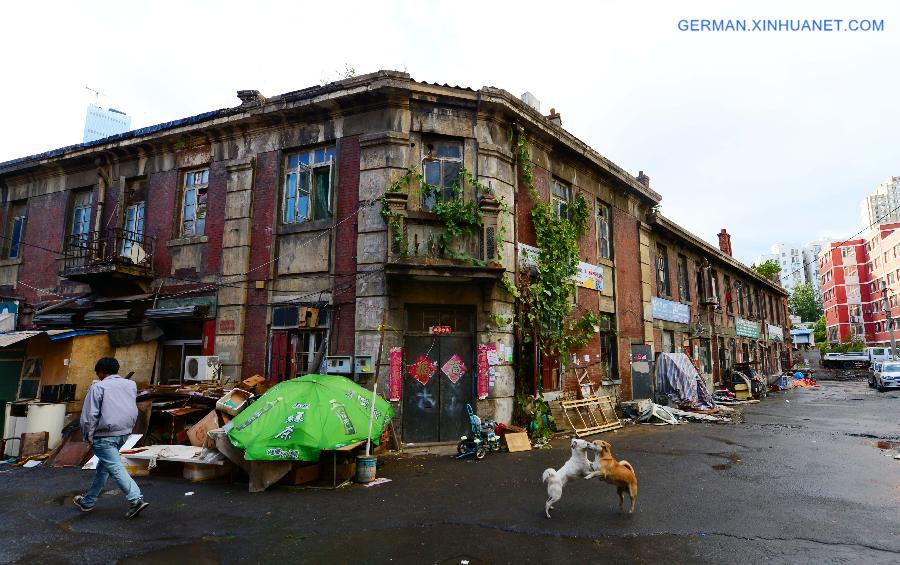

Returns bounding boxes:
[790,282,823,322]
[752,259,781,281]
[813,315,826,344]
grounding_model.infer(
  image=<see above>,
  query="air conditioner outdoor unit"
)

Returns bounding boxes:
[183,356,220,381]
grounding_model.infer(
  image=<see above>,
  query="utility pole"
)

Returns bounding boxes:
[881,281,898,360]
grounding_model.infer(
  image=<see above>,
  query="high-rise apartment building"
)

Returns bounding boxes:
[860,176,900,228]
[755,239,829,292]
[82,104,131,143]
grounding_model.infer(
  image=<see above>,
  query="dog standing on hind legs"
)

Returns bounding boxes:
[584,439,638,513]
[542,438,598,518]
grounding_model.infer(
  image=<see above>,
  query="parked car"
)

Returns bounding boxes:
[822,351,870,369]
[873,361,900,392]
[869,362,882,388]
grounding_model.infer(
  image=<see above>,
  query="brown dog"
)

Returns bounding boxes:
[584,439,638,513]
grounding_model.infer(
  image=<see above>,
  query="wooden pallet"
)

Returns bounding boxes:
[559,395,622,437]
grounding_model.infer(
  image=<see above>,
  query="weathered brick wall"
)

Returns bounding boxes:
[18,190,68,302]
[613,207,644,399]
[203,160,227,275]
[242,150,277,378]
[332,136,360,356]
[145,170,176,276]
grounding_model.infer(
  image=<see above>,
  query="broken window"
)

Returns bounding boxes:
[699,338,712,374]
[597,202,612,260]
[598,314,618,380]
[677,255,690,302]
[121,201,145,258]
[294,330,327,374]
[662,330,675,353]
[284,146,335,223]
[551,180,571,220]
[181,168,209,237]
[724,275,734,314]
[656,244,671,296]
[421,139,462,210]
[6,201,26,259]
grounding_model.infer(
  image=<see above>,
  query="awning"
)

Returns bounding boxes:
[84,309,136,323]
[0,329,81,348]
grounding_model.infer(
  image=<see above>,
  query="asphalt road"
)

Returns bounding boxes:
[1,377,898,565]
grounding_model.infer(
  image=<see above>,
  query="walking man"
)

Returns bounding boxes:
[74,357,149,518]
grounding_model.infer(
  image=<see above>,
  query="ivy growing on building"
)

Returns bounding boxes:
[513,128,601,373]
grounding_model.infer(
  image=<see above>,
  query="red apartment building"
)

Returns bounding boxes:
[819,222,900,345]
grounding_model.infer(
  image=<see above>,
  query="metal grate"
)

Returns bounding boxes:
[485,226,496,261]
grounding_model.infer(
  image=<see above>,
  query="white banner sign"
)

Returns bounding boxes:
[517,243,604,291]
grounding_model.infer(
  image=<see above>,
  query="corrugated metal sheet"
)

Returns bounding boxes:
[0,331,43,348]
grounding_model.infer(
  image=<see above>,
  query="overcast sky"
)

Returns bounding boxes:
[1,0,897,264]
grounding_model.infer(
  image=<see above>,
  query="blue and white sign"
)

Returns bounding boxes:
[736,317,760,339]
[651,297,691,324]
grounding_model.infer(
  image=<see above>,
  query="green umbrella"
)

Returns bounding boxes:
[227,374,394,461]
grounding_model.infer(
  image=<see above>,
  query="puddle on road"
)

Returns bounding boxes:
[117,542,219,565]
[707,452,742,470]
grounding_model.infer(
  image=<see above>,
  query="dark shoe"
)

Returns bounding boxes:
[73,495,93,512]
[125,499,149,519]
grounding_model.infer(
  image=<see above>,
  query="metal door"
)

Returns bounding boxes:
[402,305,474,443]
[0,348,23,434]
[630,344,654,399]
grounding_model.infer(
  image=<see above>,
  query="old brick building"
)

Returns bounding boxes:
[0,71,788,442]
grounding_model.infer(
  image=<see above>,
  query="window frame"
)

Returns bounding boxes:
[550,179,572,221]
[677,255,690,302]
[283,146,336,224]
[180,168,209,237]
[6,201,26,259]
[421,139,463,211]
[656,244,671,297]
[596,201,613,260]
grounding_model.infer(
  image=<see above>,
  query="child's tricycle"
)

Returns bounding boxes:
[456,404,500,459]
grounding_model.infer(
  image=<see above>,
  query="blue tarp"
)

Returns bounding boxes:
[655,352,716,410]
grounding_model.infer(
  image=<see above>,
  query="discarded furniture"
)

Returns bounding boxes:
[559,395,622,437]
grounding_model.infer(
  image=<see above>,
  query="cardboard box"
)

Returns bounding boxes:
[216,388,252,416]
[241,375,266,390]
[187,410,220,447]
[183,462,231,482]
[279,462,322,485]
[504,432,532,452]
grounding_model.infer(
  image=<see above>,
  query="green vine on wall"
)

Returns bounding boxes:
[514,127,601,370]
[380,165,509,267]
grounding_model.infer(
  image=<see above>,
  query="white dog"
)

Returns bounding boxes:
[542,438,599,518]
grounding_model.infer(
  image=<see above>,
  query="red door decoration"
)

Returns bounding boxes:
[476,344,490,399]
[408,355,436,386]
[389,347,403,401]
[441,354,467,384]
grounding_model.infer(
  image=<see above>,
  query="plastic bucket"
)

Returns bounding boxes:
[355,455,377,483]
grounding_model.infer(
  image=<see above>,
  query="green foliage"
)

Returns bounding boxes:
[516,393,555,444]
[813,315,826,345]
[380,165,507,267]
[514,129,599,365]
[789,282,823,322]
[819,334,865,355]
[752,259,782,280]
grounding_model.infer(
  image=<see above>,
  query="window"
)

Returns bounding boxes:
[284,146,335,223]
[598,314,618,380]
[889,273,896,285]
[699,338,712,374]
[181,168,209,236]
[421,140,462,210]
[70,190,93,245]
[551,180,571,220]
[695,261,706,301]
[597,201,612,260]
[677,255,690,302]
[846,265,857,277]
[121,201,145,258]
[295,330,327,374]
[724,275,734,314]
[746,286,754,317]
[662,330,675,353]
[6,201,26,259]
[656,244,671,296]
[737,283,745,314]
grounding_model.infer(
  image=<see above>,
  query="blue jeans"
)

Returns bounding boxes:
[82,435,143,507]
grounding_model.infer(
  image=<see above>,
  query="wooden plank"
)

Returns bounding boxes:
[504,432,531,452]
